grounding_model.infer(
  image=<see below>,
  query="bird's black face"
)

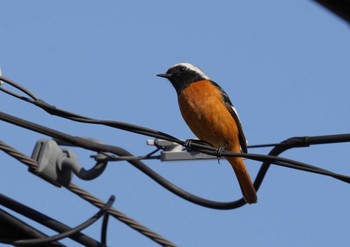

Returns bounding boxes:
[157,63,209,95]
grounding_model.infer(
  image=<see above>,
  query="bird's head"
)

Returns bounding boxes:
[157,63,210,95]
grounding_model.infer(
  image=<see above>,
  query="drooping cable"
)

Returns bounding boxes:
[13,196,115,246]
[0,193,103,246]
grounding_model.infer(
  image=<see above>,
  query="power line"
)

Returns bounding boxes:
[1,74,350,244]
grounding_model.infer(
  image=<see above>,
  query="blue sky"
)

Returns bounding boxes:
[1,1,350,246]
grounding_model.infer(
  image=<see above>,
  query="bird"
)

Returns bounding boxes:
[157,63,257,204]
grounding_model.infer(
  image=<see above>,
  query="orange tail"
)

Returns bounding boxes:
[227,157,257,204]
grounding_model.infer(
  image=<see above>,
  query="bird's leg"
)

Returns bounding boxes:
[215,144,228,164]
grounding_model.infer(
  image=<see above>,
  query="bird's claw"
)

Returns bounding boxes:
[215,146,225,164]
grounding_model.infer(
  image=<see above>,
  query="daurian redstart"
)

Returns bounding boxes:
[157,63,257,204]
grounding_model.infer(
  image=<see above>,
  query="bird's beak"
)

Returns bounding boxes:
[156,73,172,78]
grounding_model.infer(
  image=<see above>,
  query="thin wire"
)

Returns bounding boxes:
[248,143,280,148]
[0,75,38,101]
[94,148,161,162]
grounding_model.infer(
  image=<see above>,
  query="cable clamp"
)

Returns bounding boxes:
[30,139,109,186]
[30,139,73,187]
[147,139,219,161]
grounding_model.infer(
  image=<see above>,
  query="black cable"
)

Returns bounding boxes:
[101,214,110,246]
[34,98,179,141]
[2,111,350,210]
[0,193,103,247]
[252,135,350,195]
[0,110,339,175]
[0,76,284,156]
[13,196,115,246]
[0,75,178,141]
[248,143,280,148]
[0,75,38,101]
[62,155,109,181]
[0,113,246,209]
[0,208,65,247]
[0,75,286,151]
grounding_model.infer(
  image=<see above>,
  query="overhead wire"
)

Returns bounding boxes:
[2,111,350,211]
[100,213,110,246]
[1,75,350,208]
[1,109,346,181]
[0,75,178,142]
[2,74,350,242]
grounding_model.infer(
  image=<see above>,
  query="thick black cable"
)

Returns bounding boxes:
[252,135,350,194]
[13,196,115,246]
[101,214,110,246]
[0,208,65,247]
[2,111,350,210]
[0,194,103,246]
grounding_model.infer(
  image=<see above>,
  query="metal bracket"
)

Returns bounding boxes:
[147,139,218,161]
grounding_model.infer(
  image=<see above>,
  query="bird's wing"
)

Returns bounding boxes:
[211,81,248,153]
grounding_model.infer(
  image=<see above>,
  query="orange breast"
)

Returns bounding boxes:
[178,80,239,148]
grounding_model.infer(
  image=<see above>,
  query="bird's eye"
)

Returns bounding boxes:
[179,66,186,72]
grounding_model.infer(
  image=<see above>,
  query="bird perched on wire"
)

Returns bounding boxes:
[157,63,257,204]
